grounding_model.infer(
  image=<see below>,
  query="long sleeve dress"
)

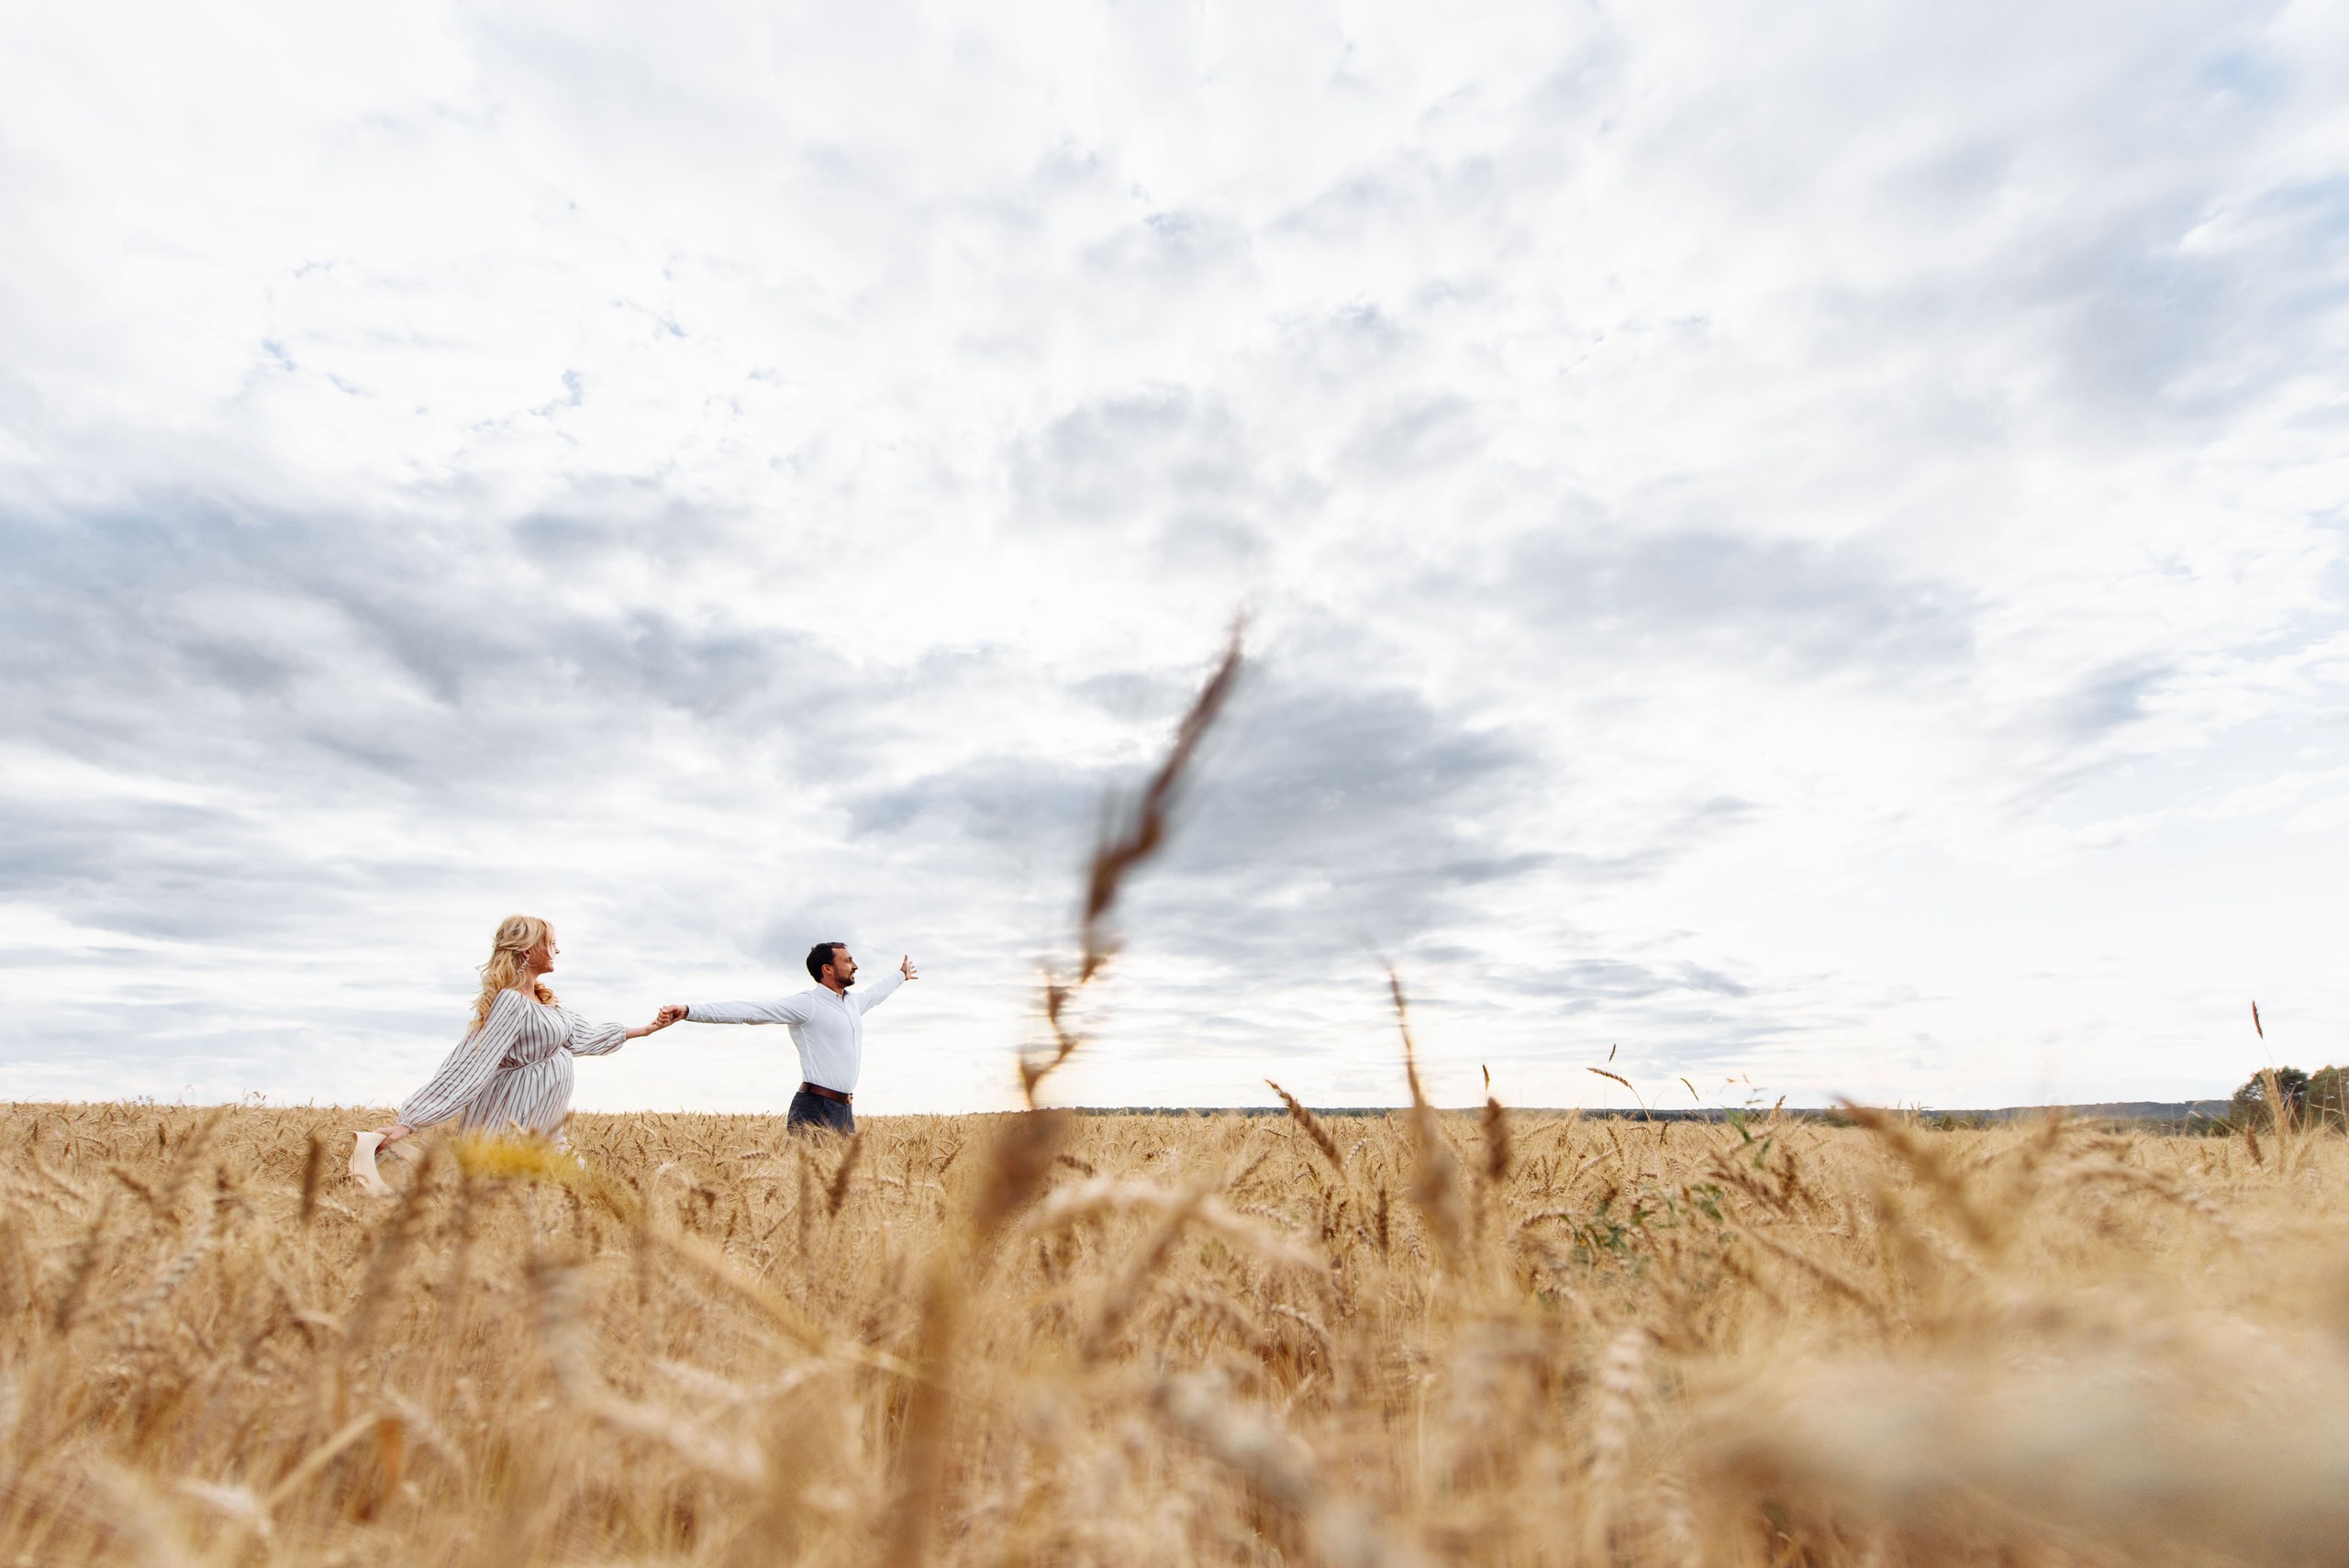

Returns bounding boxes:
[397,989,629,1138]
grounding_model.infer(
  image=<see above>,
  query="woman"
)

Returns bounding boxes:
[374,915,671,1149]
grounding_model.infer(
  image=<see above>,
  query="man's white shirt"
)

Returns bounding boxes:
[684,971,904,1095]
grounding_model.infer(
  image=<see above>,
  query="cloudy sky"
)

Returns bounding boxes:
[3,0,2346,1116]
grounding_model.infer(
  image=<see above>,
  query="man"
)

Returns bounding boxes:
[659,943,917,1135]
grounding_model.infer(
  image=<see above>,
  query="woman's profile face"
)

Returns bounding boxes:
[531,929,560,975]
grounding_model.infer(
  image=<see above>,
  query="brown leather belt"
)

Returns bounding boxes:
[797,1081,852,1105]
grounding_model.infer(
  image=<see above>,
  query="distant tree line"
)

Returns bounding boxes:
[2225,1065,2349,1130]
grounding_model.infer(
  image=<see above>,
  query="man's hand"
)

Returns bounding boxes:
[656,1004,690,1027]
[900,955,918,981]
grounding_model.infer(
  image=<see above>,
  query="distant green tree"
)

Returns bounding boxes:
[2306,1065,2349,1130]
[2229,1066,2310,1130]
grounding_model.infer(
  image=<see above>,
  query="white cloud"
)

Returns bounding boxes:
[3,0,2346,1115]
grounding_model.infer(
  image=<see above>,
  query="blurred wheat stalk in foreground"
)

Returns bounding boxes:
[0,1095,2342,1567]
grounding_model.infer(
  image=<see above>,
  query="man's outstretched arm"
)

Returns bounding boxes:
[852,955,917,1016]
[658,995,816,1028]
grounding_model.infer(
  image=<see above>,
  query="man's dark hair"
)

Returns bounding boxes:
[806,941,847,983]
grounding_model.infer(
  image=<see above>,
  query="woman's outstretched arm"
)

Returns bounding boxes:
[562,1006,656,1057]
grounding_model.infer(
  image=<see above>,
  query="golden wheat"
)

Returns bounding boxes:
[0,1099,2340,1565]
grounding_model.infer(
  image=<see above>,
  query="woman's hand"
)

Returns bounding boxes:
[627,1012,674,1040]
[375,1124,412,1146]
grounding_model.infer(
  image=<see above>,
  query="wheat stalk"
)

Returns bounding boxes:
[1268,1081,1344,1173]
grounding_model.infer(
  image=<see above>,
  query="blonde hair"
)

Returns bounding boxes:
[471,914,559,1027]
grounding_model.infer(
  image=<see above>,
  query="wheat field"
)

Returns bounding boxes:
[1,1093,2343,1568]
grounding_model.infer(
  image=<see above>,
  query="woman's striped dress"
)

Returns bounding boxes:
[398,989,628,1138]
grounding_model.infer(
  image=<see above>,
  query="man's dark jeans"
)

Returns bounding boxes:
[786,1090,854,1137]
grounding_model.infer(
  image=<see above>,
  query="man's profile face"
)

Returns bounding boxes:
[828,947,859,988]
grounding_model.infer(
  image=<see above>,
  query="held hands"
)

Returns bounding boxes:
[629,1006,685,1040]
